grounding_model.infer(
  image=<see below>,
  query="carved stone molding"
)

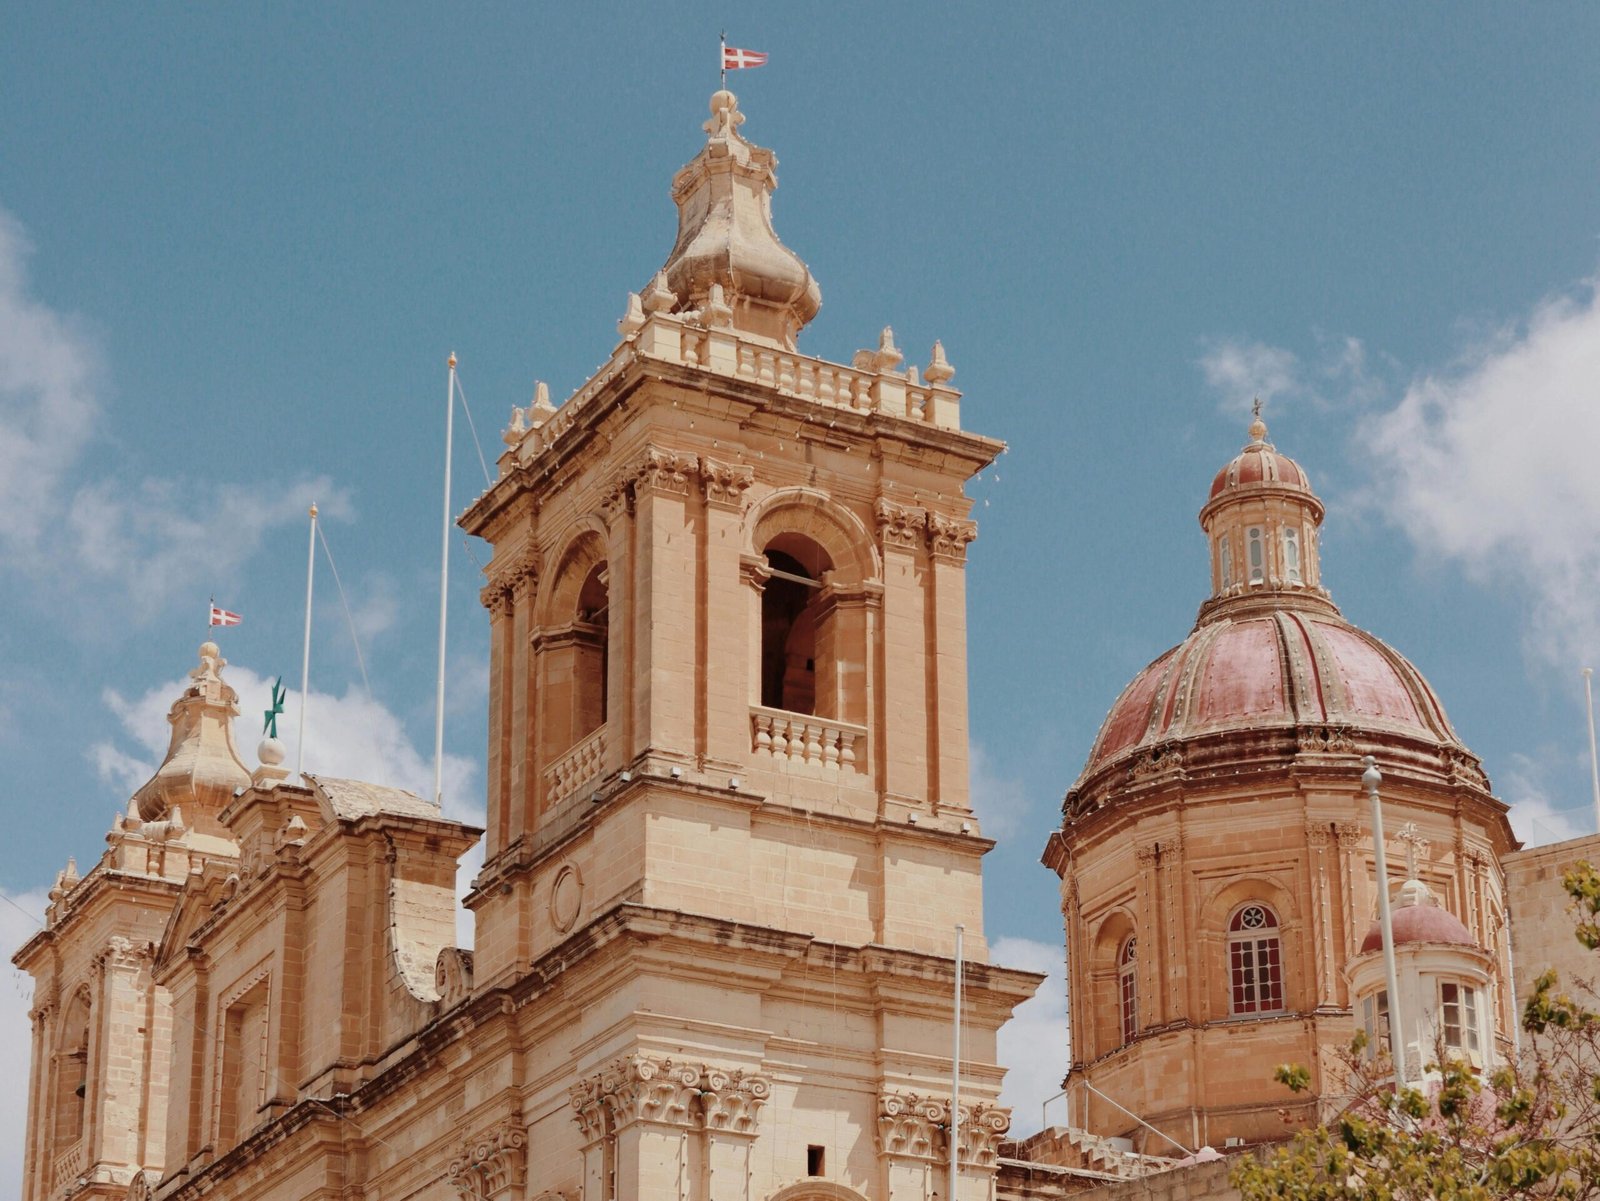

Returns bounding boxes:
[482,547,539,616]
[600,1055,702,1133]
[434,946,474,1009]
[959,1103,1012,1168]
[925,512,978,562]
[699,458,755,509]
[1297,726,1355,755]
[125,1172,155,1201]
[1306,825,1331,850]
[877,1092,945,1160]
[625,447,700,498]
[699,1066,772,1134]
[447,1118,528,1200]
[875,498,926,551]
[739,553,773,593]
[1134,843,1158,868]
[1336,821,1363,850]
[1129,743,1183,779]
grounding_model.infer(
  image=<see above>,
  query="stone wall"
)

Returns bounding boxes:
[1505,832,1600,1003]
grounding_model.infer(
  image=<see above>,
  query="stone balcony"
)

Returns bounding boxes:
[750,706,866,773]
[543,724,609,807]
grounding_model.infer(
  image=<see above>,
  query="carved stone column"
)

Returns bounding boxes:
[447,1118,528,1200]
[698,1067,770,1201]
[874,498,928,805]
[876,1091,1010,1201]
[625,449,699,763]
[1305,824,1335,1008]
[1134,842,1159,1031]
[925,512,977,813]
[698,459,754,770]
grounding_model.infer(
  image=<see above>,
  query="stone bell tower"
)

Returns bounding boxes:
[458,90,1039,1200]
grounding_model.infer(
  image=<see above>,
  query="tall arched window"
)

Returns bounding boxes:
[573,562,608,740]
[760,534,833,716]
[1246,526,1265,584]
[52,990,90,1149]
[1228,903,1284,1015]
[1118,936,1138,1045]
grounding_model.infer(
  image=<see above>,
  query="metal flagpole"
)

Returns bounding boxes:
[1584,668,1600,832]
[1362,756,1407,1091]
[297,503,318,781]
[433,353,457,806]
[950,923,964,1201]
[720,30,727,89]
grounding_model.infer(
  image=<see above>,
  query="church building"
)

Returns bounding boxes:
[11,86,1547,1201]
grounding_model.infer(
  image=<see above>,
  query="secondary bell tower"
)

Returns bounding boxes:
[459,90,1038,1200]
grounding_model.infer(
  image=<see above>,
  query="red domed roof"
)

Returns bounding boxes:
[1085,611,1460,775]
[1359,902,1477,955]
[1209,442,1311,502]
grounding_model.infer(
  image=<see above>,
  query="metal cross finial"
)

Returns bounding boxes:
[1252,396,1263,420]
[1394,820,1427,881]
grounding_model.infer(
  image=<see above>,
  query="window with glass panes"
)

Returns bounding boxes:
[1440,982,1481,1057]
[1228,904,1284,1015]
[1118,937,1138,1046]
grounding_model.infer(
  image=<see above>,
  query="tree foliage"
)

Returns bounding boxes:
[1233,863,1600,1200]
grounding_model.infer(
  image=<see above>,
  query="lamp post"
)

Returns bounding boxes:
[1363,755,1408,1090]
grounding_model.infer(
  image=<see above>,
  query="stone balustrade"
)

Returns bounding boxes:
[750,707,867,771]
[543,724,608,806]
[501,314,962,478]
[51,1139,85,1190]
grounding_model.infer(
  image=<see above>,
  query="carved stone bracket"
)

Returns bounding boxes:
[570,1056,773,1144]
[875,1092,1011,1168]
[699,1066,771,1134]
[700,458,755,509]
[481,546,539,616]
[434,946,474,1009]
[875,498,925,551]
[624,447,700,498]
[447,1118,528,1200]
[1296,726,1355,755]
[739,554,773,593]
[925,512,978,562]
[1129,743,1184,780]
[1336,821,1363,850]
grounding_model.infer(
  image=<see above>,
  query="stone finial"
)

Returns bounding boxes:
[871,326,904,373]
[503,406,528,446]
[618,291,646,337]
[130,642,252,825]
[653,90,822,350]
[705,282,734,329]
[1248,397,1268,445]
[641,271,678,315]
[531,380,555,416]
[925,340,955,385]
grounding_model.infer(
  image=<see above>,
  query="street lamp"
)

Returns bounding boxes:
[1363,755,1408,1091]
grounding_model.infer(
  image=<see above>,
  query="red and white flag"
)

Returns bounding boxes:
[722,45,768,70]
[209,605,242,627]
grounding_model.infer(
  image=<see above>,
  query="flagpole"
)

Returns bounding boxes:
[433,353,457,806]
[297,503,318,781]
[951,923,964,1201]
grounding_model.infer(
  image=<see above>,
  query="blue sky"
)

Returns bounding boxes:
[3,3,1600,1148]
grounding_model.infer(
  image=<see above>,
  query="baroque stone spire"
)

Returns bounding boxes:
[130,641,252,824]
[655,89,822,350]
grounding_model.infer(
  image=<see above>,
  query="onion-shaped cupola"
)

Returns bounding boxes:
[652,90,822,350]
[130,641,252,830]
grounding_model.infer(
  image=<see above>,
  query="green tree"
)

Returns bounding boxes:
[1233,863,1600,1200]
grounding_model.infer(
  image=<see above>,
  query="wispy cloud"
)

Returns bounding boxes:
[0,204,346,621]
[1365,278,1600,669]
[1198,339,1301,416]
[992,935,1068,1137]
[970,742,1030,840]
[1501,750,1592,847]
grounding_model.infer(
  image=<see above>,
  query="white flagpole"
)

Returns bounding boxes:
[297,503,318,781]
[720,30,727,89]
[1584,668,1600,833]
[433,353,457,806]
[950,923,964,1201]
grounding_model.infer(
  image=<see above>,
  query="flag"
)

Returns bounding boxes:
[209,605,242,627]
[722,46,768,70]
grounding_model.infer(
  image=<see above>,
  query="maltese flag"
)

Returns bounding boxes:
[722,45,768,70]
[208,605,242,627]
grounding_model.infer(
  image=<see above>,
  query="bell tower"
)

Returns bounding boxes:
[460,91,1038,1200]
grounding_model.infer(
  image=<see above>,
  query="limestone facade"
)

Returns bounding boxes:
[1046,415,1518,1152]
[14,90,1040,1201]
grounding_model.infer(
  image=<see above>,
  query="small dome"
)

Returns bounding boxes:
[1359,902,1477,955]
[1084,611,1461,776]
[1203,415,1319,515]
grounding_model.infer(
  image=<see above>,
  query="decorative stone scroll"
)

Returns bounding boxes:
[876,1092,1011,1167]
[925,513,977,562]
[700,458,755,509]
[434,946,474,1009]
[699,1066,771,1134]
[481,546,539,617]
[875,498,926,551]
[623,447,700,498]
[1296,725,1355,755]
[570,1056,774,1142]
[447,1118,528,1200]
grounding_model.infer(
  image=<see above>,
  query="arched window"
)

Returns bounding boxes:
[1282,527,1302,583]
[53,990,90,1149]
[1246,527,1265,584]
[1118,936,1138,1045]
[573,562,608,741]
[1228,903,1284,1015]
[1218,534,1232,589]
[760,535,833,716]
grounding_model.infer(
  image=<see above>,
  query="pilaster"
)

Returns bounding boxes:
[925,513,977,812]
[875,498,929,804]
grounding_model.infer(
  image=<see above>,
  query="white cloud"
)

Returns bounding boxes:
[1365,279,1600,668]
[0,203,344,620]
[0,888,51,1192]
[970,743,1030,840]
[992,935,1069,1137]
[93,659,485,940]
[1198,339,1300,417]
[1501,751,1591,848]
